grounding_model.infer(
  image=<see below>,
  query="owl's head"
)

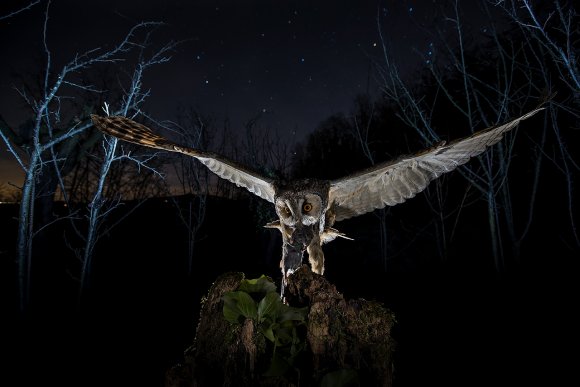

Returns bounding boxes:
[274,179,329,222]
[275,192,324,228]
[271,179,330,248]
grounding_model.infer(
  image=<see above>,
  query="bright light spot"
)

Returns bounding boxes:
[205,80,209,84]
[372,42,377,47]
[409,7,413,12]
[300,57,305,63]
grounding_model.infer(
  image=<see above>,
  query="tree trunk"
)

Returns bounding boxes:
[165,266,396,387]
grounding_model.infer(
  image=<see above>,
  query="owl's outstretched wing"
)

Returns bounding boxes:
[91,114,276,203]
[328,108,544,222]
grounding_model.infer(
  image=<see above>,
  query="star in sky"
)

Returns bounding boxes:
[0,0,491,185]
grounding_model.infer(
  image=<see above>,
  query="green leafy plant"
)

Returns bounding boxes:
[222,275,308,378]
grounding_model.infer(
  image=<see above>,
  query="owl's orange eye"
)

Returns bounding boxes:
[303,203,312,213]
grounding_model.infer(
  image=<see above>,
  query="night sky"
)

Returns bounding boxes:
[0,0,492,185]
[2,2,579,386]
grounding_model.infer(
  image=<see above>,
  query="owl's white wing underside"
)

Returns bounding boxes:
[328,108,544,222]
[91,115,276,203]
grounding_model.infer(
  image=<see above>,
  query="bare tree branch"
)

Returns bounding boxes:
[0,0,41,20]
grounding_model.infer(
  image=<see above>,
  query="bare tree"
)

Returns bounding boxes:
[0,0,41,21]
[350,95,391,269]
[494,0,580,248]
[237,112,292,182]
[0,0,176,310]
[374,0,550,270]
[240,113,292,228]
[77,29,176,299]
[168,108,213,276]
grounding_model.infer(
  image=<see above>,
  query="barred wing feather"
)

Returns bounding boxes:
[328,108,543,222]
[91,114,276,203]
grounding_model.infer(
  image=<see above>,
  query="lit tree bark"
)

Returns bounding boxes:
[0,0,175,311]
[165,267,396,387]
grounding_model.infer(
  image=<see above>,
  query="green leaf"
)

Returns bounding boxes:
[234,291,258,319]
[223,292,243,323]
[223,305,242,323]
[258,291,282,323]
[261,324,276,343]
[238,275,277,295]
[273,326,293,346]
[222,291,257,322]
[279,305,308,322]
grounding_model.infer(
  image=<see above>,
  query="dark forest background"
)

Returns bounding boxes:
[1,1,579,386]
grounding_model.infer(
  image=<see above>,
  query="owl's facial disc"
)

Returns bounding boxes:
[275,194,322,227]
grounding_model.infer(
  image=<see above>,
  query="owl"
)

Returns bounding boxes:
[91,107,542,291]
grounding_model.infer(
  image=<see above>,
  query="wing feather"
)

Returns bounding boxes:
[91,114,276,203]
[328,108,544,221]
